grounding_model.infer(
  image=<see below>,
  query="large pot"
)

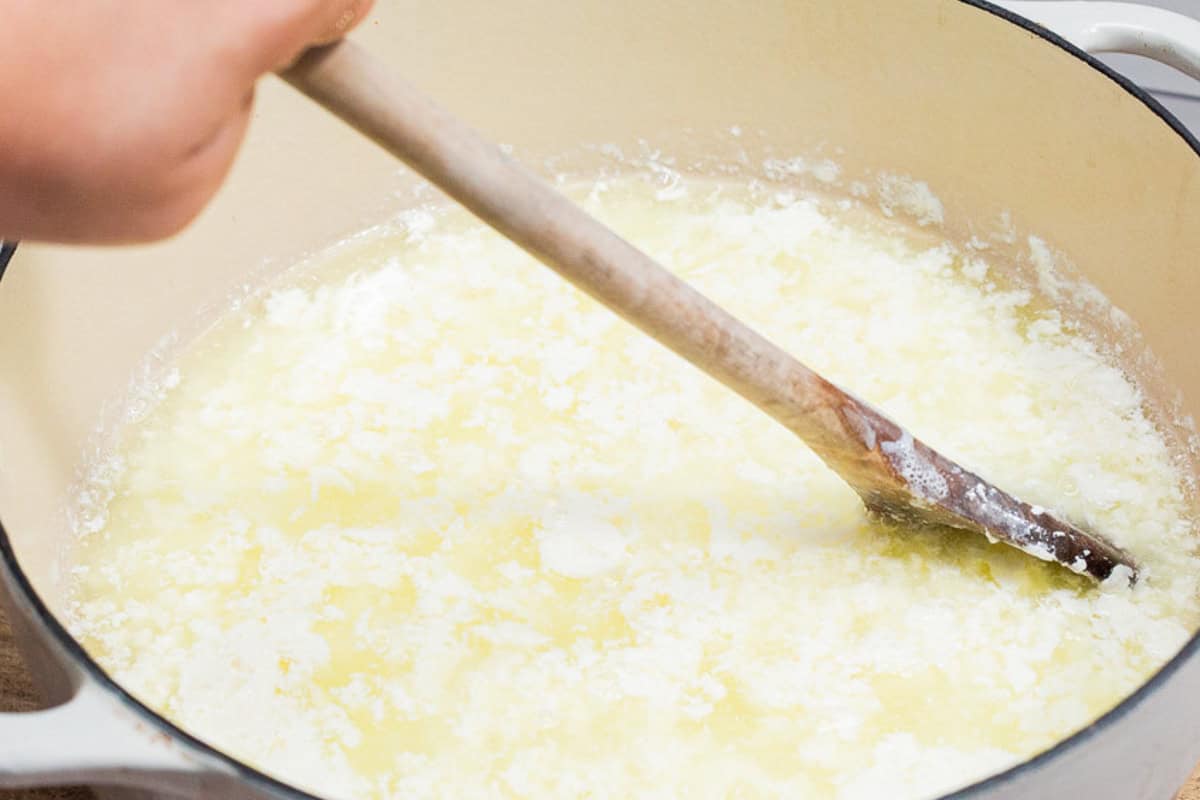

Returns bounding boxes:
[3,1,1200,797]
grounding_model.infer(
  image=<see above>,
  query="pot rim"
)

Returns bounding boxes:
[0,242,14,281]
[2,2,1199,797]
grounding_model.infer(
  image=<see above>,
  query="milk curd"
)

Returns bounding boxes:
[68,175,1200,799]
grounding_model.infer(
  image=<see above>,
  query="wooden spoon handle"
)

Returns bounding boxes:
[281,41,866,467]
[281,41,1138,584]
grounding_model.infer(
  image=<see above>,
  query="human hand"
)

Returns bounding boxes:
[0,0,374,244]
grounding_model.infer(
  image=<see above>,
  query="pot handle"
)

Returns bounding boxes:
[0,677,226,794]
[996,1,1200,83]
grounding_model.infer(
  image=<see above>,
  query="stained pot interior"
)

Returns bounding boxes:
[1,0,1198,663]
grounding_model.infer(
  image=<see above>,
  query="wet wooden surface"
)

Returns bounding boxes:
[0,604,92,800]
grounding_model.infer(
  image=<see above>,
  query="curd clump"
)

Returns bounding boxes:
[69,176,1200,800]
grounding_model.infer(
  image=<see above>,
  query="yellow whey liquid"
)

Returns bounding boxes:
[68,176,1200,799]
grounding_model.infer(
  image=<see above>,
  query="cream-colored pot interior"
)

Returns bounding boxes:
[1,0,1199,797]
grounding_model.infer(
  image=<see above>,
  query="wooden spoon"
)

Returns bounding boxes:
[281,41,1137,585]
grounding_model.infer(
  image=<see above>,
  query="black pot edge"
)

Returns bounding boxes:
[0,2,1198,797]
[946,1,1200,790]
[0,241,16,281]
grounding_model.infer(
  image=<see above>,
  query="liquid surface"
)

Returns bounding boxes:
[69,177,1200,799]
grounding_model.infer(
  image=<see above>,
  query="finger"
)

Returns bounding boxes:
[126,90,256,242]
[236,0,377,75]
[311,0,375,45]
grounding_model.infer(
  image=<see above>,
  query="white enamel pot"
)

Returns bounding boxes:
[3,1,1200,797]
